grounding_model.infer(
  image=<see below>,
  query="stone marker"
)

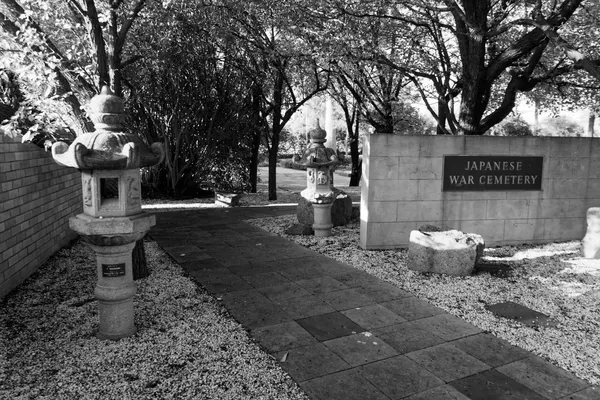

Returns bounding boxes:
[581,207,600,258]
[51,86,164,340]
[294,120,340,237]
[215,192,241,207]
[408,228,485,276]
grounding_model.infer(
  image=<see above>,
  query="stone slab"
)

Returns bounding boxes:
[317,288,376,311]
[406,385,471,400]
[497,356,590,400]
[252,321,318,353]
[274,342,350,382]
[297,312,365,341]
[452,333,531,368]
[410,313,482,341]
[406,343,490,383]
[258,282,311,301]
[300,369,389,400]
[380,297,445,321]
[295,276,349,294]
[360,355,444,399]
[323,332,398,366]
[341,304,406,330]
[354,281,412,302]
[273,295,336,320]
[486,301,556,328]
[372,322,446,354]
[450,369,548,400]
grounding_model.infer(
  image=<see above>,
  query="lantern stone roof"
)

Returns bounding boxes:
[297,120,338,168]
[51,86,164,170]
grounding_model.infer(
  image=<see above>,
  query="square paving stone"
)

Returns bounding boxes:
[380,297,446,321]
[373,322,446,354]
[274,342,350,382]
[560,386,600,400]
[486,301,557,328]
[452,333,531,368]
[410,313,482,341]
[406,343,490,383]
[178,259,223,273]
[189,269,254,294]
[209,254,252,267]
[217,289,292,329]
[342,304,406,330]
[300,368,389,400]
[226,301,292,329]
[227,261,281,276]
[497,356,589,400]
[258,282,311,301]
[297,311,365,341]
[217,288,269,310]
[278,265,331,281]
[406,385,471,400]
[241,272,290,288]
[295,276,349,294]
[450,369,548,400]
[251,321,318,353]
[329,270,382,288]
[273,295,336,319]
[355,281,412,302]
[317,288,376,311]
[324,331,398,366]
[360,355,444,398]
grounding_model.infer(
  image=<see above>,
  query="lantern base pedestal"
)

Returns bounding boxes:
[88,241,138,340]
[312,203,333,237]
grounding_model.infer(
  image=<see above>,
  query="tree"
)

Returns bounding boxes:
[0,0,95,134]
[127,1,257,197]
[218,0,330,200]
[322,0,593,135]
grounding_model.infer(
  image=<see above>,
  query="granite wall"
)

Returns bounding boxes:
[360,135,600,249]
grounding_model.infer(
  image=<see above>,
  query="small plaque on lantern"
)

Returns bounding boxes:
[102,263,126,277]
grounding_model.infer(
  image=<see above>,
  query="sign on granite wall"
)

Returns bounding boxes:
[443,156,543,191]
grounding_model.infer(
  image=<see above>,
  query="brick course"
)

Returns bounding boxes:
[1,133,81,299]
[361,135,600,249]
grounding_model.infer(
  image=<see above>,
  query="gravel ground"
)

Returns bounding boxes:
[0,240,309,400]
[247,215,600,386]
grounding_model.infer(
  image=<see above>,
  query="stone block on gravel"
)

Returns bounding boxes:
[285,223,314,236]
[581,207,600,258]
[408,229,484,276]
[297,188,353,227]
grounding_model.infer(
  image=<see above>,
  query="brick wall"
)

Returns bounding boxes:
[360,135,600,249]
[1,133,82,299]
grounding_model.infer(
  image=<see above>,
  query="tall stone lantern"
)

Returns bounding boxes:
[297,121,339,237]
[51,86,164,340]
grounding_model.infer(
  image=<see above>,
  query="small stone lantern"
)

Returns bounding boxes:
[51,86,164,340]
[297,121,339,237]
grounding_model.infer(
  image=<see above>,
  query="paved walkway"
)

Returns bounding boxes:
[150,207,599,400]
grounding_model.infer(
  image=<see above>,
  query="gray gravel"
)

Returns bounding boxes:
[0,240,309,400]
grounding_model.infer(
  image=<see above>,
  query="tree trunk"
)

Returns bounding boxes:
[132,239,149,280]
[588,109,596,138]
[349,136,361,186]
[437,103,448,135]
[249,85,262,193]
[268,148,278,201]
[534,98,540,135]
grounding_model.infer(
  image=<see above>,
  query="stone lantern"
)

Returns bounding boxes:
[297,121,339,237]
[51,86,164,340]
